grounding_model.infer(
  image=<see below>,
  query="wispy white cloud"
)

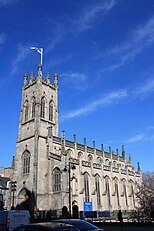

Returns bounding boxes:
[104,15,154,70]
[133,78,154,96]
[60,72,87,82]
[60,72,88,91]
[61,89,127,120]
[0,0,18,7]
[126,129,154,144]
[104,47,142,71]
[46,0,116,53]
[12,44,31,74]
[76,0,116,32]
[0,33,6,44]
[61,77,154,120]
[45,24,63,53]
[126,134,145,143]
[45,53,74,71]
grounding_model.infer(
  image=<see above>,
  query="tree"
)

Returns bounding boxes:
[136,171,154,221]
[142,171,154,190]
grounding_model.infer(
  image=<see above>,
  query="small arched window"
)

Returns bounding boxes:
[113,161,117,168]
[49,100,53,121]
[97,157,102,164]
[105,159,109,166]
[24,100,29,122]
[32,97,36,118]
[88,154,92,161]
[78,151,82,158]
[22,150,30,174]
[53,168,61,192]
[41,97,45,118]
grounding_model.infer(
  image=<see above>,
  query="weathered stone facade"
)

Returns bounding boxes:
[11,64,141,214]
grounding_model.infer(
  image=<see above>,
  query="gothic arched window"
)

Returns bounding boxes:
[53,168,61,192]
[41,97,45,118]
[122,179,128,208]
[84,173,90,202]
[24,100,29,122]
[95,175,101,206]
[130,180,135,208]
[49,100,53,121]
[105,176,111,209]
[114,178,120,209]
[22,150,30,174]
[32,97,36,118]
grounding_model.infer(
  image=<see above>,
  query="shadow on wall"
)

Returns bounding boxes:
[16,188,36,212]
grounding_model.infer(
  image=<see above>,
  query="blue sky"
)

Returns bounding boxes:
[0,0,154,172]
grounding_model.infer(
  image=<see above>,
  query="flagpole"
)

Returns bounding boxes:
[40,48,43,66]
[31,47,43,66]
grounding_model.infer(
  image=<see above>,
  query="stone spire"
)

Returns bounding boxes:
[24,71,28,85]
[84,138,86,146]
[30,71,35,83]
[137,162,141,172]
[46,72,50,83]
[37,63,42,78]
[116,148,119,156]
[54,72,58,86]
[129,154,132,163]
[74,134,76,143]
[122,145,126,157]
[101,144,104,153]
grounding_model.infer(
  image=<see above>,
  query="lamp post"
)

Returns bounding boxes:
[64,162,76,218]
[11,181,17,208]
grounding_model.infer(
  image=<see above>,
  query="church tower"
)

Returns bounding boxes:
[13,64,59,210]
[11,63,141,214]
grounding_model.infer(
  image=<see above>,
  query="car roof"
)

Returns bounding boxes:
[35,222,76,227]
[52,219,98,228]
[52,220,104,231]
[13,222,80,230]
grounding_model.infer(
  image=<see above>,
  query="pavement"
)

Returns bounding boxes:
[94,222,154,231]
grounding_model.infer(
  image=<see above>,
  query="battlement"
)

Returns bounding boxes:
[23,64,58,89]
[52,131,141,175]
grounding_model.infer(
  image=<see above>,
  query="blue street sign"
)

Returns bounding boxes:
[84,202,92,212]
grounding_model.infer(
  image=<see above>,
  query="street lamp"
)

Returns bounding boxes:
[11,181,17,208]
[64,162,76,218]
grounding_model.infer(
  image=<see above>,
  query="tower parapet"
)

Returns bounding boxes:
[23,64,58,89]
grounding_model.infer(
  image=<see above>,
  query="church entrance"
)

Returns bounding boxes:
[16,187,36,212]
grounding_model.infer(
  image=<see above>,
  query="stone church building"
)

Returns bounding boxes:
[11,64,141,215]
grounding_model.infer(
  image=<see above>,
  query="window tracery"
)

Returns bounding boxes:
[95,174,101,206]
[84,173,90,202]
[53,168,61,192]
[41,97,45,118]
[32,97,36,118]
[24,100,29,122]
[49,100,53,121]
[22,150,30,174]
